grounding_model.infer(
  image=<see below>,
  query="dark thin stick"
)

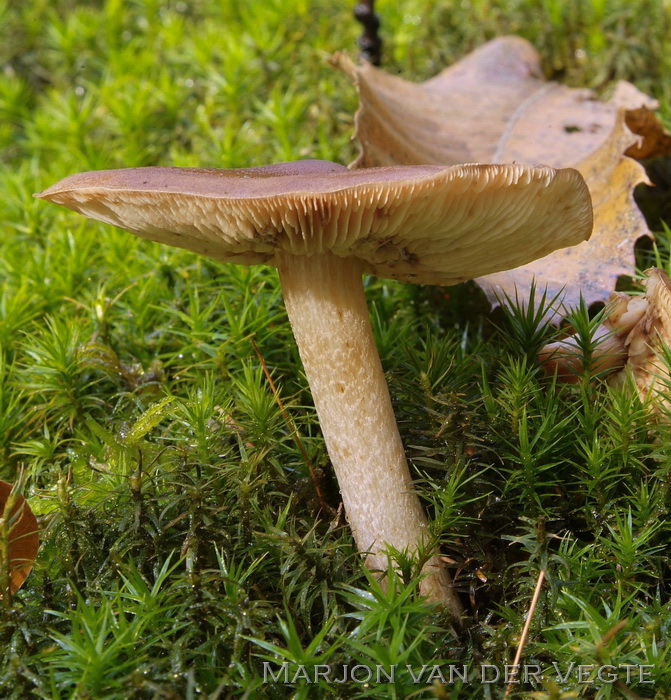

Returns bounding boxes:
[250,339,327,511]
[353,0,382,65]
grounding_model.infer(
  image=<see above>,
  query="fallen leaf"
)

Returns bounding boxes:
[0,480,39,596]
[613,81,671,160]
[484,111,648,310]
[333,36,669,309]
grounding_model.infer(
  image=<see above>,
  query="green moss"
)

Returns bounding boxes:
[1,0,670,697]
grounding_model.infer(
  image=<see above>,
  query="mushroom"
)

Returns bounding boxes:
[539,268,671,417]
[37,160,592,617]
[538,292,645,383]
[617,268,671,416]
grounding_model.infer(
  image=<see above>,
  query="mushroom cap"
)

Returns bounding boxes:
[37,159,592,285]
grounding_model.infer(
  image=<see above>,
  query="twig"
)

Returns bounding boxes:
[250,339,327,511]
[503,569,545,699]
[353,0,382,65]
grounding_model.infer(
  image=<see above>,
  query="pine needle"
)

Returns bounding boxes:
[503,568,545,699]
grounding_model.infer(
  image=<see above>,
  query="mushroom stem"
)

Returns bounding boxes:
[277,250,462,618]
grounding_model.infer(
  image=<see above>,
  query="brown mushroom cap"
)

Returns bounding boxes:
[37,160,592,286]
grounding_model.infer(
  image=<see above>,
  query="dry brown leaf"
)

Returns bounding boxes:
[613,81,671,160]
[333,36,670,309]
[483,110,648,308]
[0,480,39,596]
